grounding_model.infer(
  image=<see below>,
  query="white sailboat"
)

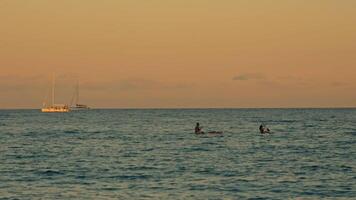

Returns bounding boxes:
[41,74,70,113]
[70,80,90,110]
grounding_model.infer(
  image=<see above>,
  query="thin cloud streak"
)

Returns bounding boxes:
[232,73,265,81]
[81,79,195,92]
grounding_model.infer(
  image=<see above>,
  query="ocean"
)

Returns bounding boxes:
[0,109,355,199]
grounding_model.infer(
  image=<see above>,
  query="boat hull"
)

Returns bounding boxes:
[41,106,70,112]
[70,104,90,111]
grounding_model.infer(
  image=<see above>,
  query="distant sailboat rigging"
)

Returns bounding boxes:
[70,80,90,110]
[41,74,70,112]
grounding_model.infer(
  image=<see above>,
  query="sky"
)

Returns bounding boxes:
[0,0,355,108]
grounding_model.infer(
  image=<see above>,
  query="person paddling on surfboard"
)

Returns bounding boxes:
[195,123,204,134]
[195,123,222,135]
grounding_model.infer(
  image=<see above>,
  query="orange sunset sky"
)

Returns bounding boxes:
[0,0,355,108]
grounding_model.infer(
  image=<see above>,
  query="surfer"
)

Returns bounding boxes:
[259,124,270,134]
[195,123,204,134]
[259,124,264,133]
[195,123,222,135]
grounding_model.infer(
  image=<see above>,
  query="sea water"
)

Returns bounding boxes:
[0,109,355,199]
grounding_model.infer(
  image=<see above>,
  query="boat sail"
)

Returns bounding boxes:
[70,80,90,110]
[41,74,70,113]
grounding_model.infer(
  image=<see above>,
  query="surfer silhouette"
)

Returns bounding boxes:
[195,123,204,134]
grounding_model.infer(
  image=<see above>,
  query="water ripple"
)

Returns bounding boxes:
[0,109,355,199]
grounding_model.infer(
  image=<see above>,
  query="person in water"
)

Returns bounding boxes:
[259,124,264,133]
[259,124,270,134]
[195,123,223,135]
[195,123,204,134]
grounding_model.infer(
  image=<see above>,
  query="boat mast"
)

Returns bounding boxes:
[76,80,79,105]
[52,73,55,106]
[42,93,47,108]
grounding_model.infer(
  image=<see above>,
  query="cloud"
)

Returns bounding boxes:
[232,73,265,81]
[118,79,194,90]
[231,73,320,89]
[0,74,45,91]
[81,79,195,91]
[0,74,43,82]
[330,81,348,87]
